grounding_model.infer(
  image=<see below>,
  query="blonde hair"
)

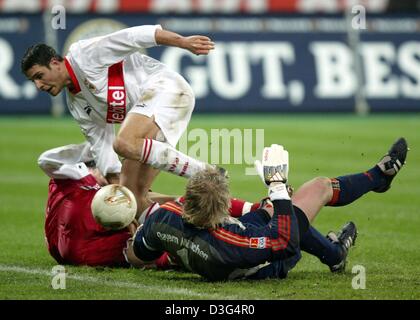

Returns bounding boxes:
[183,168,230,229]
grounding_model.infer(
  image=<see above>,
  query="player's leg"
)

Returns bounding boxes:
[114,114,211,210]
[299,222,357,273]
[231,190,352,275]
[292,137,409,220]
[114,114,211,179]
[283,202,353,273]
[233,193,354,273]
[235,198,353,275]
[273,199,357,273]
[233,189,357,278]
[291,138,408,273]
[141,72,222,177]
[292,177,332,222]
[113,113,161,162]
[114,113,160,213]
[327,137,408,206]
[120,158,160,214]
[245,252,302,280]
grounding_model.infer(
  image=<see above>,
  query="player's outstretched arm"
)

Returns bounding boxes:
[155,28,215,55]
[257,145,300,259]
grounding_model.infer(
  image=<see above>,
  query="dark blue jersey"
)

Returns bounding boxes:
[133,199,300,281]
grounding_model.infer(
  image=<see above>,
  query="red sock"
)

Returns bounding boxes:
[229,198,259,217]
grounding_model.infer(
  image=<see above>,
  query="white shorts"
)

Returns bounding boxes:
[128,70,195,147]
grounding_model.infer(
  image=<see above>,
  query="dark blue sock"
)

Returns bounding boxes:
[328,166,389,207]
[300,226,343,267]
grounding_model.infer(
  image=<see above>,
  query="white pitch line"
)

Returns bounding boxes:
[0,264,239,300]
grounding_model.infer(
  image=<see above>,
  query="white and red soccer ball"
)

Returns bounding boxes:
[91,184,137,230]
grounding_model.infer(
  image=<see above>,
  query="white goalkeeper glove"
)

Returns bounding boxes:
[254,144,290,200]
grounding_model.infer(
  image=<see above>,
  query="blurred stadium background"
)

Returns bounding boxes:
[1,0,420,300]
[2,0,420,115]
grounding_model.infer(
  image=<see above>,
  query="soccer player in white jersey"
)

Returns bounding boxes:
[21,25,215,215]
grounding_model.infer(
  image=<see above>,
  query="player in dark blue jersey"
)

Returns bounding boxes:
[129,144,303,280]
[122,138,407,280]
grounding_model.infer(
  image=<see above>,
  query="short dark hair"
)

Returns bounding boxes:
[21,44,63,74]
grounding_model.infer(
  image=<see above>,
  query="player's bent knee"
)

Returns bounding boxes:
[113,136,135,158]
[312,176,333,201]
[113,138,125,156]
[313,176,331,188]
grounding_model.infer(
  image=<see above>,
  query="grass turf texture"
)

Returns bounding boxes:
[0,114,419,300]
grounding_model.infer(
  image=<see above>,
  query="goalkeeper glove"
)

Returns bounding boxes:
[254,144,290,200]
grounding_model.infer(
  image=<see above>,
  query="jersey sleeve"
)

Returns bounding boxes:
[132,222,164,262]
[38,142,93,180]
[71,25,162,68]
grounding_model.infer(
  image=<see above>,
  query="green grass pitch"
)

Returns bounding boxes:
[0,114,419,300]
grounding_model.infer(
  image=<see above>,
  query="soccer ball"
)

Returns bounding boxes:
[91,184,137,230]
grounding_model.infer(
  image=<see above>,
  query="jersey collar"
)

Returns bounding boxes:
[64,58,81,94]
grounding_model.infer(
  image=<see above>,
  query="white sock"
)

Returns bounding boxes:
[269,183,291,201]
[140,139,209,178]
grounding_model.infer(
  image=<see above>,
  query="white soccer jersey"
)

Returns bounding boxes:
[64,24,191,176]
